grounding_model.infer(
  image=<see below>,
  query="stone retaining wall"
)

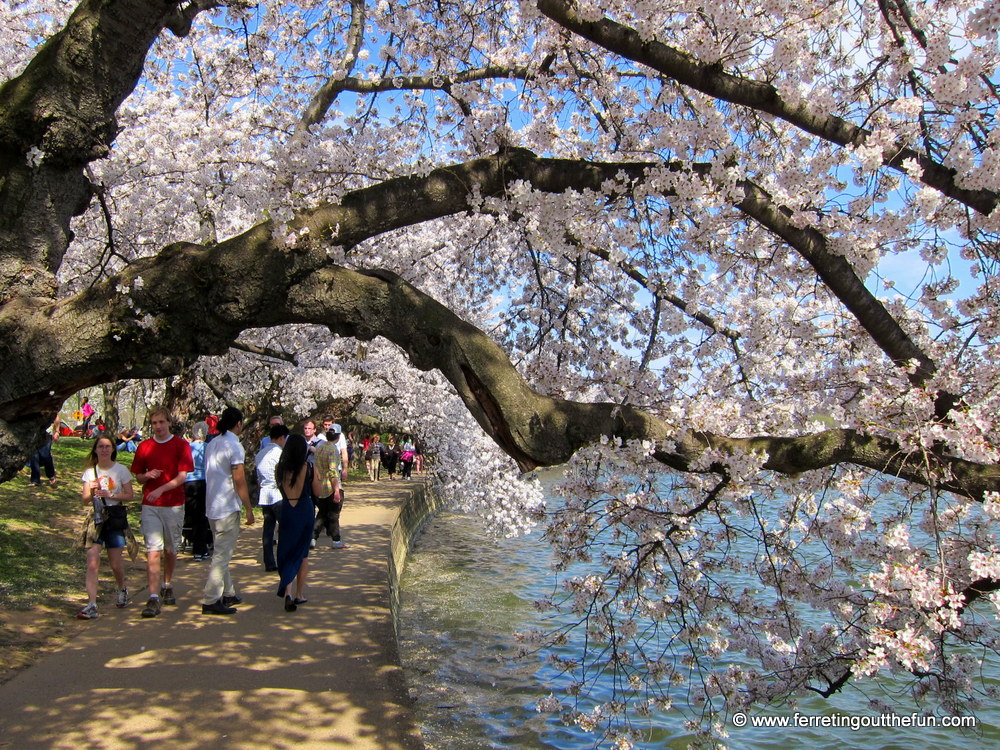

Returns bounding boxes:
[387,479,440,633]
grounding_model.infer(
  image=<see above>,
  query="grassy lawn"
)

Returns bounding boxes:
[0,437,94,611]
[0,437,105,682]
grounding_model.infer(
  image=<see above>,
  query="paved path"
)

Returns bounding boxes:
[0,479,427,750]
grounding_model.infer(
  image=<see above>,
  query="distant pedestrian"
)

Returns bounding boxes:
[80,397,95,437]
[275,434,314,611]
[381,436,400,480]
[259,414,284,451]
[365,434,382,481]
[184,421,212,560]
[313,424,349,549]
[205,413,220,442]
[27,415,60,487]
[302,419,323,464]
[77,436,134,619]
[345,429,357,470]
[201,407,255,615]
[400,438,416,480]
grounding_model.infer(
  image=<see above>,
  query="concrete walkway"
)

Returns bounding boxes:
[0,479,430,750]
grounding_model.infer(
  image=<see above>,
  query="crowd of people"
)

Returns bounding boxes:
[360,433,420,481]
[70,404,424,620]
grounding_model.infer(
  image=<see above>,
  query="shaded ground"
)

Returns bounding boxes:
[0,600,87,679]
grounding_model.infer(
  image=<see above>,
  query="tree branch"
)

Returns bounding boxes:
[0,151,984,491]
[536,0,998,216]
[298,0,368,132]
[734,180,940,389]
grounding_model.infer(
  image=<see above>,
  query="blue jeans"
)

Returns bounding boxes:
[260,503,280,569]
[28,439,54,483]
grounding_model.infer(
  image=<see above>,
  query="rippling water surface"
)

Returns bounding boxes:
[398,503,1000,749]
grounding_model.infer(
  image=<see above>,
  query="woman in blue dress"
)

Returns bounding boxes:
[275,434,314,612]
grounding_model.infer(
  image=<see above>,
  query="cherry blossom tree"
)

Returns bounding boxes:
[4,0,1000,744]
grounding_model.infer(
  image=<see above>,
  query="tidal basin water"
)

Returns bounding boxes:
[397,500,1000,749]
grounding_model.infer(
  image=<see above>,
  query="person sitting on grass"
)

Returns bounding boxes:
[116,427,139,452]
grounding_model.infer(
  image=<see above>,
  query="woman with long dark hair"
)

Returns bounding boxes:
[275,434,313,611]
[78,436,134,619]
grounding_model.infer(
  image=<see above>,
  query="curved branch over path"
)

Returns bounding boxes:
[0,153,995,494]
[0,1,962,485]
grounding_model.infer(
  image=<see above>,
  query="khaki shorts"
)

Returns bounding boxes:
[141,504,184,553]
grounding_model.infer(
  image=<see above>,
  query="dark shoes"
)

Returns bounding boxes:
[141,597,161,618]
[264,565,278,572]
[140,588,174,617]
[222,594,242,607]
[284,595,297,612]
[202,599,237,615]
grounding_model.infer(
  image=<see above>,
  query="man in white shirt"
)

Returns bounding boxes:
[255,424,288,572]
[303,419,324,465]
[201,407,256,615]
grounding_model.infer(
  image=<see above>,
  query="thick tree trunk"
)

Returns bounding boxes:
[100,381,124,436]
[0,0,184,300]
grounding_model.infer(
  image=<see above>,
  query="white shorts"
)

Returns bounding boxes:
[141,504,184,553]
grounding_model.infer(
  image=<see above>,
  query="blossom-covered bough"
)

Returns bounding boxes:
[3,0,1000,744]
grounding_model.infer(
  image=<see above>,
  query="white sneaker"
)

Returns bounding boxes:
[310,538,316,549]
[116,588,129,608]
[77,602,98,620]
[330,540,346,549]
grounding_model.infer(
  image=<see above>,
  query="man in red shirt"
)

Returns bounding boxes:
[131,406,194,618]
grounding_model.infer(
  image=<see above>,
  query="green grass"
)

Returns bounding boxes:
[0,438,94,610]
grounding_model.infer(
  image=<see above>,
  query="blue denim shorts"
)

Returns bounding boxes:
[97,524,127,550]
